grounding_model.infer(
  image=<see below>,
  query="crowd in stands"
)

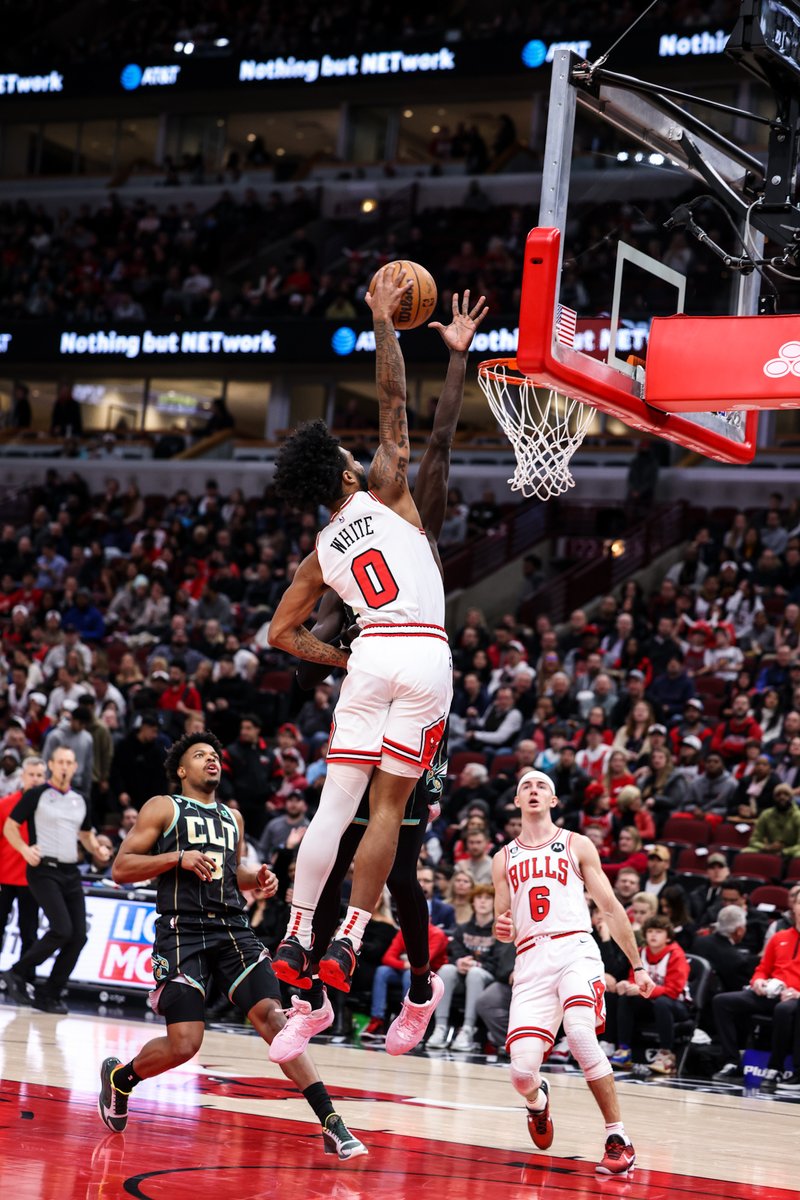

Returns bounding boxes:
[0,467,799,1086]
[1,188,746,329]
[6,1,743,67]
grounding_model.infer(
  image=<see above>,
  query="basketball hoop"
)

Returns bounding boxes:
[478,358,595,500]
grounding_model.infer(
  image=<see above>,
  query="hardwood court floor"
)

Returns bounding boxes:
[0,999,797,1200]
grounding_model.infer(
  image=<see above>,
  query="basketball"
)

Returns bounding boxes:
[369,259,438,329]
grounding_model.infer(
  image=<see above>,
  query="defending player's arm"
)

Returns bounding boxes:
[268,551,351,668]
[232,808,279,895]
[492,849,516,943]
[576,835,655,997]
[415,291,489,544]
[365,270,422,523]
[112,796,217,884]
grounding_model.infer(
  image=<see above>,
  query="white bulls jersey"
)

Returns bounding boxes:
[505,829,591,951]
[317,490,444,628]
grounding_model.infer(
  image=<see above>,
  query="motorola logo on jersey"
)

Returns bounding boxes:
[551,842,565,853]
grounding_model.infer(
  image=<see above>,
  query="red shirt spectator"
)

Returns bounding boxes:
[382,923,449,973]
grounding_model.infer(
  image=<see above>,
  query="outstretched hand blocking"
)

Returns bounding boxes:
[430,290,489,353]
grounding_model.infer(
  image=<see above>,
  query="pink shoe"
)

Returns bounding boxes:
[269,991,334,1064]
[385,973,445,1056]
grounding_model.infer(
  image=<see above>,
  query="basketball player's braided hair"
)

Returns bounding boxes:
[165,730,225,788]
[273,419,347,509]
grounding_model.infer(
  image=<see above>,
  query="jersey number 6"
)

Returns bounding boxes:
[528,885,551,921]
[351,548,399,609]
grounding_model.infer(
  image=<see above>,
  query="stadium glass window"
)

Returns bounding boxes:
[396,100,534,168]
[224,111,341,172]
[163,114,227,174]
[77,121,118,176]
[71,380,147,434]
[17,381,57,434]
[117,119,160,173]
[3,123,41,176]
[346,106,394,163]
[225,379,272,439]
[40,122,79,175]
[144,377,225,435]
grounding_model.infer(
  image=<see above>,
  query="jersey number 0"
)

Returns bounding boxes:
[351,548,399,609]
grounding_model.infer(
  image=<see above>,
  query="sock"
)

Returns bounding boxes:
[111,1061,142,1093]
[408,970,433,1005]
[527,1087,548,1113]
[303,1081,335,1126]
[306,976,324,1011]
[334,906,370,953]
[605,1121,626,1139]
[287,904,315,949]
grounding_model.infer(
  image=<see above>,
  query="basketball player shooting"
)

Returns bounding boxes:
[97,732,366,1161]
[268,290,488,1063]
[268,268,458,996]
[492,769,654,1177]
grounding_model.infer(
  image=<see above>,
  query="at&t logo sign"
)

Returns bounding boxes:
[121,63,181,90]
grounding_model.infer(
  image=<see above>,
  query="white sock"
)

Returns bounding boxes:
[334,906,371,952]
[605,1121,626,1138]
[527,1086,548,1113]
[287,904,315,949]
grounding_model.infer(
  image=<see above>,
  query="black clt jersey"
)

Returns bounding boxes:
[154,793,245,920]
[352,720,449,827]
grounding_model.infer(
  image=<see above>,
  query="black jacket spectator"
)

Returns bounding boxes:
[108,719,168,810]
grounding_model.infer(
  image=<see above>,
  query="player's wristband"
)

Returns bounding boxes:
[178,849,185,869]
[633,965,646,973]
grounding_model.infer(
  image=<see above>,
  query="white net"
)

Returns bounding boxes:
[478,360,595,500]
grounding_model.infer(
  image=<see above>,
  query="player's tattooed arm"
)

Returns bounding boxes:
[268,552,351,669]
[365,270,423,516]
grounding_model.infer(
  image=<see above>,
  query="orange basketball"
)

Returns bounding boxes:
[369,259,438,330]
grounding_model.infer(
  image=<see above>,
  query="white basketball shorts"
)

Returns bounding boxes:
[506,930,607,1054]
[327,624,452,777]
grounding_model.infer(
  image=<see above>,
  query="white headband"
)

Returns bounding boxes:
[517,769,555,794]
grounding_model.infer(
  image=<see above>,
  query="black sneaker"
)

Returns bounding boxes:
[318,937,359,994]
[272,936,313,990]
[322,1113,368,1160]
[712,1062,743,1083]
[1,969,32,1006]
[778,1073,800,1090]
[32,991,68,1015]
[759,1070,779,1094]
[98,1057,129,1133]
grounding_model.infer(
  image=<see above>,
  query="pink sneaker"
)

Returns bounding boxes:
[385,973,445,1056]
[269,991,334,1064]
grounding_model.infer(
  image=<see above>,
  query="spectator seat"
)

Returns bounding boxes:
[448,751,488,777]
[638,954,715,1076]
[489,753,518,779]
[749,884,791,909]
[661,817,710,848]
[730,852,784,883]
[710,822,753,851]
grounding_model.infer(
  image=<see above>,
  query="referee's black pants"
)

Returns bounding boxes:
[16,862,87,996]
[0,884,39,974]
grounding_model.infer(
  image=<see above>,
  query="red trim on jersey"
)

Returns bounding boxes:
[566,831,584,882]
[514,831,562,852]
[327,750,382,764]
[516,930,584,956]
[563,997,595,1010]
[382,742,425,766]
[360,623,448,642]
[367,490,385,505]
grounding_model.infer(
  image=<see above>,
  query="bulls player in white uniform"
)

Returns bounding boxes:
[492,770,654,1177]
[268,267,455,993]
